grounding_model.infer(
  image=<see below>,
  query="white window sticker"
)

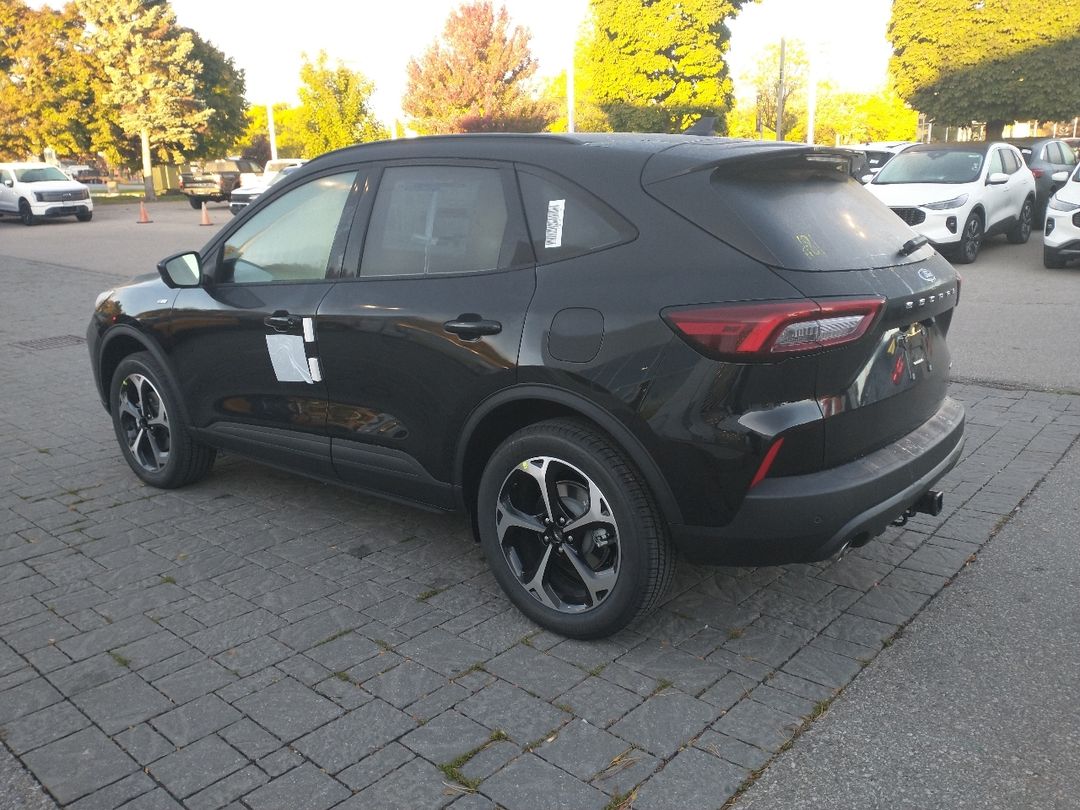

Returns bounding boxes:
[265,334,314,383]
[545,199,565,248]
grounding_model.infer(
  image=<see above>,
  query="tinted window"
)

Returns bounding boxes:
[1003,150,1022,173]
[874,150,985,184]
[220,171,356,284]
[361,166,510,276]
[517,169,636,262]
[647,153,929,271]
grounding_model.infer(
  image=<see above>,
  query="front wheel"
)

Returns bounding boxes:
[110,352,215,488]
[476,419,675,639]
[76,210,93,222]
[954,212,983,264]
[1006,198,1033,244]
[18,199,36,226]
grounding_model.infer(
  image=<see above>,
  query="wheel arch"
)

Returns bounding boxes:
[97,327,189,421]
[455,385,683,530]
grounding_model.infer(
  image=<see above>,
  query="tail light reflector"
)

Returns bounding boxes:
[662,297,884,361]
[1031,168,1045,178]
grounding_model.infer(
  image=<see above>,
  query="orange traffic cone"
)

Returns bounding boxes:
[199,200,212,226]
[136,201,152,224]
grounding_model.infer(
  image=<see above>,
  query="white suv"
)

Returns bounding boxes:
[865,142,1035,264]
[1043,164,1080,268]
[0,162,94,225]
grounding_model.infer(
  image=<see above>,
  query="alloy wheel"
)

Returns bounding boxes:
[962,215,982,262]
[495,456,620,613]
[117,373,171,473]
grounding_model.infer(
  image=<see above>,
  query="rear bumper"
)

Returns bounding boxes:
[670,396,965,565]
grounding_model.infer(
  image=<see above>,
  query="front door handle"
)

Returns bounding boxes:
[443,315,502,339]
[264,311,300,332]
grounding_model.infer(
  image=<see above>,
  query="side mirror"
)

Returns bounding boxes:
[1051,170,1069,183]
[2,179,12,188]
[986,172,1009,185]
[157,251,202,288]
[860,174,874,184]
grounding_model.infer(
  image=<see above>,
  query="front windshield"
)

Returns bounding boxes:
[15,166,70,183]
[874,150,984,185]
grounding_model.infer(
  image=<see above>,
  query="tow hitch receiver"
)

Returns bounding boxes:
[892,489,945,527]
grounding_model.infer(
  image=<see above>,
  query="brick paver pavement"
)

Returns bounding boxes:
[2,253,1078,808]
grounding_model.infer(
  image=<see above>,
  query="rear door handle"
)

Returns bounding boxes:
[264,311,301,332]
[443,316,502,339]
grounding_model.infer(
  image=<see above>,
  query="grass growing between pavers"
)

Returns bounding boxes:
[438,729,509,790]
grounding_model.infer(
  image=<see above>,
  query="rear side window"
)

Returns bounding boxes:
[647,154,929,271]
[517,169,636,263]
[361,165,513,276]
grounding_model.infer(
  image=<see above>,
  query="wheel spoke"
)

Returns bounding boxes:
[564,477,612,535]
[521,544,557,609]
[496,499,545,543]
[562,545,618,606]
[145,429,169,470]
[518,458,566,523]
[118,393,141,422]
[128,427,146,460]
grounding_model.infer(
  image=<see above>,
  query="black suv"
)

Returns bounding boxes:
[88,134,965,638]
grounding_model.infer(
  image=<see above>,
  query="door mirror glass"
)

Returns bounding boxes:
[158,252,202,288]
[986,172,1009,185]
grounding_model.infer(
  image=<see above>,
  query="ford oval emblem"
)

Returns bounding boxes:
[917,268,937,283]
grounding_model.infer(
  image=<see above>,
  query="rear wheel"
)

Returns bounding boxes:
[110,352,215,488]
[1006,198,1033,244]
[476,419,675,638]
[1044,246,1067,269]
[954,212,983,264]
[18,199,36,226]
[188,197,203,210]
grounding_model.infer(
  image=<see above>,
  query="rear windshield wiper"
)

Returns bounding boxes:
[899,235,928,256]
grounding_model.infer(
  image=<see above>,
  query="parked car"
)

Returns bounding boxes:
[865,141,1035,263]
[844,141,918,180]
[0,162,93,225]
[87,134,965,638]
[229,164,304,216]
[178,158,263,208]
[1043,164,1080,268]
[1006,137,1078,226]
[262,158,307,184]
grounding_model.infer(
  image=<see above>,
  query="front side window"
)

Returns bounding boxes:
[220,171,356,284]
[1061,144,1078,167]
[361,165,511,276]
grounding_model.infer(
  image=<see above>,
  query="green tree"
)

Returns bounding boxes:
[402,1,551,134]
[745,39,809,141]
[236,103,306,160]
[185,31,248,159]
[583,0,746,133]
[0,1,100,161]
[888,0,1080,140]
[295,50,386,157]
[76,0,212,198]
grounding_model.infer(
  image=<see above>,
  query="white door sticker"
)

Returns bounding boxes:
[265,334,314,383]
[545,199,565,248]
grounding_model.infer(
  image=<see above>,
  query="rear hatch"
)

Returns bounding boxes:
[643,142,959,467]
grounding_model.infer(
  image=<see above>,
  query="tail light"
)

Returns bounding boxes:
[662,297,884,361]
[1031,168,1044,179]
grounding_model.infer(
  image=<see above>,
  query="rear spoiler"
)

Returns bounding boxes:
[641,141,857,185]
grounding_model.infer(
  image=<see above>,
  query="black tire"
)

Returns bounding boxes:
[109,351,215,488]
[18,199,36,226]
[188,197,203,210]
[1006,197,1033,244]
[954,212,983,264]
[76,210,93,222]
[476,418,675,639]
[1043,246,1067,269]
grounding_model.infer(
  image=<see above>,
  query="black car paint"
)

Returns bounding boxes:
[89,133,964,566]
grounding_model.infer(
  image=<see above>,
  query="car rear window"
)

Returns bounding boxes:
[645,153,926,271]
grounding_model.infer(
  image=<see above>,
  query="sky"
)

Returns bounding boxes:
[132,0,895,125]
[164,0,895,124]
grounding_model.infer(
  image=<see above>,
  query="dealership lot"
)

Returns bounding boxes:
[1,202,1078,808]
